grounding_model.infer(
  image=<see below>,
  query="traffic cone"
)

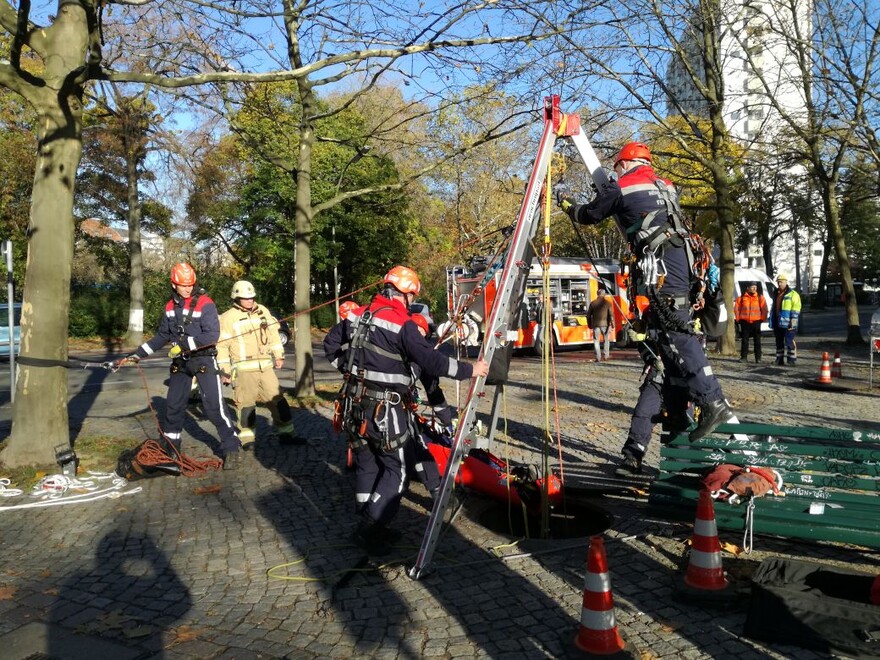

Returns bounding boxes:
[831,352,843,378]
[684,490,729,591]
[815,352,832,384]
[574,536,627,655]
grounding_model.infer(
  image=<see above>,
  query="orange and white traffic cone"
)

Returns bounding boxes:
[574,536,628,656]
[831,352,843,378]
[815,352,832,385]
[684,490,729,591]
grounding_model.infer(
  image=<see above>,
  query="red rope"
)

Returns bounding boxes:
[134,439,223,477]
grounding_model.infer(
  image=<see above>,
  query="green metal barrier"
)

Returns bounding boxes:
[648,423,880,549]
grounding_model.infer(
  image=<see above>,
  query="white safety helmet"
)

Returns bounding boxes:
[231,280,257,300]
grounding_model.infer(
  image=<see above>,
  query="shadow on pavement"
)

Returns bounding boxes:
[251,406,581,657]
[49,529,192,659]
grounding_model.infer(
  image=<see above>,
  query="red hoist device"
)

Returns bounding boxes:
[408,95,610,579]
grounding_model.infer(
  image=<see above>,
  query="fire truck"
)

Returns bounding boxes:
[442,256,630,355]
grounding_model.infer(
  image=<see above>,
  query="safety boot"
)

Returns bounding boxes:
[689,399,734,442]
[350,519,393,556]
[223,450,243,470]
[614,451,643,476]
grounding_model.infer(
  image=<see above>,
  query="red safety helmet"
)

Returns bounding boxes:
[411,313,430,336]
[170,262,197,286]
[614,142,652,167]
[383,266,421,295]
[339,300,359,320]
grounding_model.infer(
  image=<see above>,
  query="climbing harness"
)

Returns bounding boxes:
[334,306,414,453]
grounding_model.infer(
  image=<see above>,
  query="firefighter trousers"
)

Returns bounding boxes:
[354,440,408,526]
[231,368,294,439]
[164,356,240,455]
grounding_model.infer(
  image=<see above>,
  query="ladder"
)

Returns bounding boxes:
[407,96,608,580]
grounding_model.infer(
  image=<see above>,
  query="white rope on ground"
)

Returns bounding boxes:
[0,471,142,511]
[0,478,23,497]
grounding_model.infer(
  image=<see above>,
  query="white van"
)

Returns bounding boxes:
[733,267,775,332]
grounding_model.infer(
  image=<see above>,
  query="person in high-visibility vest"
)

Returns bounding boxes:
[770,273,801,365]
[217,280,300,449]
[734,282,768,363]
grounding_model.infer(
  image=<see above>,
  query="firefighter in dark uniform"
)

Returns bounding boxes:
[405,312,450,500]
[558,142,733,450]
[324,266,489,554]
[123,263,242,469]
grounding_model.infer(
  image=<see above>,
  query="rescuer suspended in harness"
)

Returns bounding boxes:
[557,141,735,449]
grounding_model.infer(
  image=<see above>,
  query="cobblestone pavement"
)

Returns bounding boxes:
[0,331,878,659]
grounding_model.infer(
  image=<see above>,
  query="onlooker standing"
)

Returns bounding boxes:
[770,273,801,366]
[734,282,768,363]
[217,280,299,449]
[586,286,614,362]
[124,263,242,468]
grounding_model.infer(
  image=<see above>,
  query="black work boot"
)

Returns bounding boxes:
[689,399,734,442]
[223,450,243,470]
[614,451,643,476]
[351,519,392,556]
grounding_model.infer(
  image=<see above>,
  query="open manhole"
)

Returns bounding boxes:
[472,500,613,539]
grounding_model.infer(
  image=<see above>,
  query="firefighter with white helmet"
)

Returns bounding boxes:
[324,265,489,555]
[124,262,242,468]
[217,280,300,448]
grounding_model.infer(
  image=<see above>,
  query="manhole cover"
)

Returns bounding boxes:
[473,500,613,539]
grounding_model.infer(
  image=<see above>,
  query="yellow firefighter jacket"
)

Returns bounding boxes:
[217,303,284,376]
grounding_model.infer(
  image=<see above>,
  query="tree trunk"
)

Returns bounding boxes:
[293,83,316,397]
[822,186,864,345]
[124,147,144,348]
[0,4,88,467]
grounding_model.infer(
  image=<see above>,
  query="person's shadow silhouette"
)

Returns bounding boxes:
[49,529,192,659]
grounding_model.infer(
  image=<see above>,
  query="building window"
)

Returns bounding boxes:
[813,248,823,256]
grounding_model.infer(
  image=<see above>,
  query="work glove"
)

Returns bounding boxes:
[554,186,577,218]
[115,354,139,368]
[168,344,183,359]
[626,326,646,343]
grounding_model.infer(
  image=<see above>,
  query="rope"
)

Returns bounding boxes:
[133,439,223,477]
[15,355,118,370]
[0,478,23,497]
[0,471,142,511]
[114,278,384,368]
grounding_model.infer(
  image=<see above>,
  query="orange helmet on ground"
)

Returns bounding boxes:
[411,313,430,336]
[614,142,652,167]
[339,300,359,320]
[170,262,197,286]
[383,266,421,295]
